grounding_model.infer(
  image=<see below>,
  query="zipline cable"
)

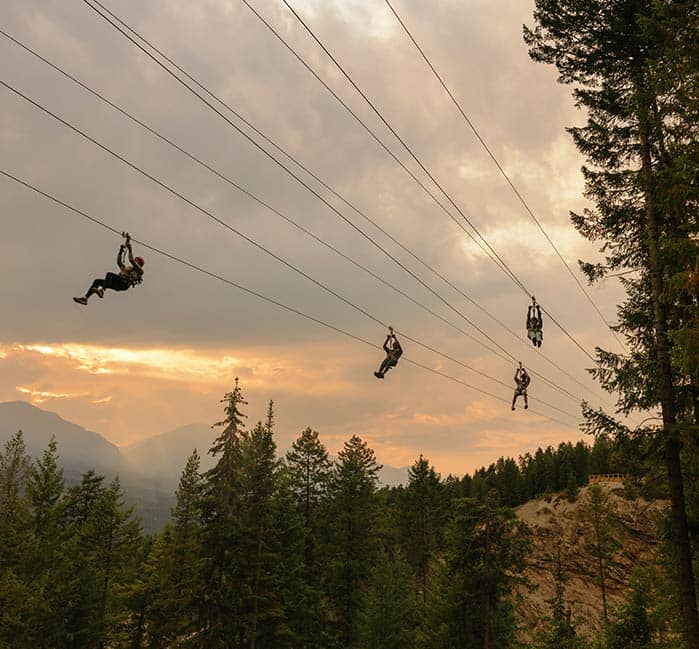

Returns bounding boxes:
[278,0,599,364]
[0,27,590,407]
[75,1,612,403]
[382,0,627,352]
[0,167,579,429]
[231,3,603,402]
[0,30,505,373]
[236,0,513,283]
[77,1,591,381]
[0,78,576,419]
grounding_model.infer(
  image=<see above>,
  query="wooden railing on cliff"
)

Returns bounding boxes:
[587,473,627,484]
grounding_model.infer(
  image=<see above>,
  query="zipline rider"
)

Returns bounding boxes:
[73,232,144,305]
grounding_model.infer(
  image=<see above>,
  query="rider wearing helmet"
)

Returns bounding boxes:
[374,327,403,379]
[73,233,144,305]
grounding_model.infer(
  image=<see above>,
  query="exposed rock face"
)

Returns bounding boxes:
[515,484,667,640]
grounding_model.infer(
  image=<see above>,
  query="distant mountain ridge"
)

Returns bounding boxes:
[0,401,409,530]
[121,423,216,487]
[0,401,121,473]
[0,401,409,486]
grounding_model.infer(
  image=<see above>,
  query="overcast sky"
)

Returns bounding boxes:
[0,0,637,474]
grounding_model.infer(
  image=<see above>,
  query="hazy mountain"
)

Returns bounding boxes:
[121,423,216,488]
[0,401,173,531]
[0,400,409,529]
[0,401,121,474]
[121,424,410,488]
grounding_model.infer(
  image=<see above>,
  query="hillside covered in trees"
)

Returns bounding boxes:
[0,382,694,648]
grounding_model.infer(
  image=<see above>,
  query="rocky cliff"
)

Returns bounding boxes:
[515,483,667,639]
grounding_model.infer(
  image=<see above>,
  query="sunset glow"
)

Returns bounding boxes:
[0,0,622,474]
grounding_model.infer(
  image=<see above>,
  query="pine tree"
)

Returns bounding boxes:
[173,449,203,542]
[602,568,677,649]
[401,456,443,601]
[565,472,579,503]
[130,450,205,646]
[358,548,417,649]
[238,419,284,648]
[604,577,652,649]
[419,495,529,649]
[584,485,618,621]
[0,430,33,647]
[0,430,31,565]
[326,435,382,648]
[171,448,204,637]
[493,457,524,506]
[26,436,64,540]
[199,379,248,647]
[56,472,142,649]
[60,471,108,648]
[269,479,311,649]
[64,470,106,528]
[525,3,699,644]
[22,437,68,647]
[284,427,332,646]
[90,478,143,649]
[533,546,582,649]
[285,427,331,561]
[126,530,176,649]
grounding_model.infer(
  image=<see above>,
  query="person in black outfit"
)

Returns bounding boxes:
[73,233,144,305]
[374,327,403,379]
[512,364,530,410]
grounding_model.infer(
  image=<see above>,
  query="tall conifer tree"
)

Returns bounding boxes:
[199,379,248,647]
[91,478,143,649]
[238,419,284,648]
[0,430,31,564]
[401,456,443,600]
[284,427,332,647]
[420,495,528,649]
[327,435,382,648]
[358,548,417,649]
[0,430,33,647]
[23,438,67,646]
[525,2,699,643]
[533,546,582,649]
[285,428,331,563]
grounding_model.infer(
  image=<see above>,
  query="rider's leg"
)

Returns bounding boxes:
[85,277,106,299]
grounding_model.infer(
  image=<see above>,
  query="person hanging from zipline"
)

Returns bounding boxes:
[511,362,530,410]
[527,297,543,347]
[374,326,403,379]
[73,232,144,305]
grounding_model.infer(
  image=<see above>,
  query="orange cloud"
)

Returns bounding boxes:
[0,339,583,472]
[5,342,356,396]
[12,343,246,381]
[16,386,89,403]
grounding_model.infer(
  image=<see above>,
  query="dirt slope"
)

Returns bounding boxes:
[515,483,667,639]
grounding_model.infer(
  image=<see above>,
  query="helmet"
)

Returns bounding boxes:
[134,256,145,267]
